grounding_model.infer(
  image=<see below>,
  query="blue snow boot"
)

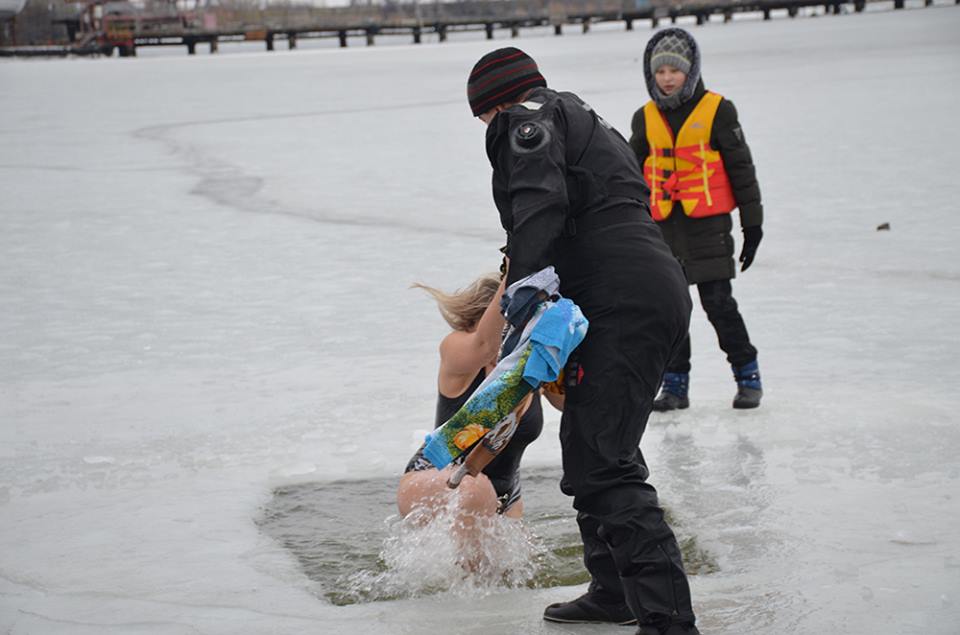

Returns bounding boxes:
[732,360,762,409]
[653,372,689,411]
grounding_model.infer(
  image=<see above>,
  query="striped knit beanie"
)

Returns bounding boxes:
[467,48,547,117]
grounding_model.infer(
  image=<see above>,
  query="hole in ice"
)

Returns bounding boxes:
[256,466,717,605]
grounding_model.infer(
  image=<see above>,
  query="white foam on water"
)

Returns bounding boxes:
[338,494,543,604]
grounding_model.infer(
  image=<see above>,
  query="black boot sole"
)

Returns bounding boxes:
[542,615,638,625]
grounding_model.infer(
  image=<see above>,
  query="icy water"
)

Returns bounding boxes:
[258,466,717,606]
[3,3,960,634]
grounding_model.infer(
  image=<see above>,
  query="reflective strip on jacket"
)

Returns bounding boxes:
[643,91,736,221]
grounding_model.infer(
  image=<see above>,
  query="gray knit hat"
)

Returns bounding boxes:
[649,33,693,75]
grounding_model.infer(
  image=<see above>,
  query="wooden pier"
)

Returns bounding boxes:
[0,0,956,58]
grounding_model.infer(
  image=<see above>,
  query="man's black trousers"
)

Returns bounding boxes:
[555,216,697,627]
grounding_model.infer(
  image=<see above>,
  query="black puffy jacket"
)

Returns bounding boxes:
[629,29,763,284]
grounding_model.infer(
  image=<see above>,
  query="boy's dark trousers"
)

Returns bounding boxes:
[667,279,757,373]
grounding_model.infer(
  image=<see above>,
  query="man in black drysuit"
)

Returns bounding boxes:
[466,48,699,635]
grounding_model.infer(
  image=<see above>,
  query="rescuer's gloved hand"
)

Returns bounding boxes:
[739,225,763,272]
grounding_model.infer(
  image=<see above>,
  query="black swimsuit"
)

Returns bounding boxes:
[404,369,544,512]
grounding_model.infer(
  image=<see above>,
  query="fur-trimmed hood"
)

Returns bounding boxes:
[643,28,702,110]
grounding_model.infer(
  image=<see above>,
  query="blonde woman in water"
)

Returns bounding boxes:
[397,267,545,533]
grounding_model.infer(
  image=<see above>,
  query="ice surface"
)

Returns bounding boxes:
[2,3,960,633]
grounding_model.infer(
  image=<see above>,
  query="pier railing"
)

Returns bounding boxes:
[1,0,954,57]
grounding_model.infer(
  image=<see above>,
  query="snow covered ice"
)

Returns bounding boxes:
[2,4,960,633]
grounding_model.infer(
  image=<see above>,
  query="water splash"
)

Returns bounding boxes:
[333,493,544,605]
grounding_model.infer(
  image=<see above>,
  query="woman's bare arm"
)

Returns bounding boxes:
[438,274,507,395]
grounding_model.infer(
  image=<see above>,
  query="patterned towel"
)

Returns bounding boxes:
[421,268,588,470]
[421,342,536,469]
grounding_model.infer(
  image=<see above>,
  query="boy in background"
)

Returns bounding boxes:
[630,28,765,410]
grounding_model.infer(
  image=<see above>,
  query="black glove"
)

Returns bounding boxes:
[739,225,763,272]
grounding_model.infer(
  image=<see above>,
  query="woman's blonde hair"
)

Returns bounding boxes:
[413,273,501,332]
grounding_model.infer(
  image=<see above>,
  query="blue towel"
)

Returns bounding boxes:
[522,299,589,388]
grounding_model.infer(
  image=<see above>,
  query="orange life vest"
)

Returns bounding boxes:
[643,91,736,221]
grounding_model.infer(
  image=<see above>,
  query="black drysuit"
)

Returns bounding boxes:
[486,87,696,629]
